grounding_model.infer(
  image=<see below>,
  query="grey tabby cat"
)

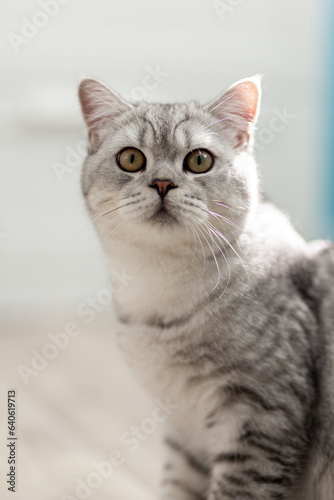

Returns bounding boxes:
[78,76,334,500]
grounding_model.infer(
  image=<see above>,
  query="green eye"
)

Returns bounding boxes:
[184,149,213,173]
[117,147,146,172]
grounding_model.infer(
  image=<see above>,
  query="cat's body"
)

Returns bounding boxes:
[78,77,334,499]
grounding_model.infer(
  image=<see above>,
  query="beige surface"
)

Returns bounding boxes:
[1,305,163,500]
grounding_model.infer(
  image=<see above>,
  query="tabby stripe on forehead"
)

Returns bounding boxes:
[165,438,209,475]
[172,117,190,140]
[141,117,157,142]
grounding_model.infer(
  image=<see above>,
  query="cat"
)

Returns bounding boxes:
[78,75,334,500]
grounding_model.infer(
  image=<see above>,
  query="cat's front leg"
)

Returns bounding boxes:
[159,437,209,500]
[207,438,297,500]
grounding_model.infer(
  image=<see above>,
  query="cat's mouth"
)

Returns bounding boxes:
[150,206,177,225]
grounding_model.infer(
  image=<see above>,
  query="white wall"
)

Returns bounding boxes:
[0,0,325,299]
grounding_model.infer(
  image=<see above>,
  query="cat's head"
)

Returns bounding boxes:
[78,77,261,251]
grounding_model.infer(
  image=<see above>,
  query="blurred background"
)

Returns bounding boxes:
[0,0,332,499]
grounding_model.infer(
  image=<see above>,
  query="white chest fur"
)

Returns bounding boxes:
[106,238,218,324]
[107,237,244,461]
[117,317,244,463]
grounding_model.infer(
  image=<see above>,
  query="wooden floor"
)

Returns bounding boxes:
[1,306,162,500]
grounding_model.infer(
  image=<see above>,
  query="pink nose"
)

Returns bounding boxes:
[150,179,177,199]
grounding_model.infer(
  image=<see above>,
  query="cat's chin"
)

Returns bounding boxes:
[148,207,178,226]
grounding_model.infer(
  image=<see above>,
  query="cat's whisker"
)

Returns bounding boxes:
[90,209,123,225]
[107,221,127,243]
[96,213,125,235]
[184,202,239,250]
[100,217,127,245]
[188,221,207,280]
[206,226,231,301]
[62,201,122,252]
[199,207,241,231]
[88,195,137,213]
[191,222,204,261]
[203,219,250,285]
[183,204,241,271]
[90,197,117,210]
[78,215,123,251]
[192,215,232,297]
[98,204,144,237]
[88,194,143,221]
[212,201,244,217]
[193,216,221,292]
[196,218,231,297]
[99,203,154,243]
[186,220,196,249]
[184,221,191,249]
[93,199,142,221]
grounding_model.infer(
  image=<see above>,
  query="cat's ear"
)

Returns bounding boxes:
[205,76,262,150]
[78,78,132,148]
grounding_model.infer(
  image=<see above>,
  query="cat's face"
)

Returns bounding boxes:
[79,78,261,250]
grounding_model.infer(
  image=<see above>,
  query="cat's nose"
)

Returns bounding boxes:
[149,179,177,200]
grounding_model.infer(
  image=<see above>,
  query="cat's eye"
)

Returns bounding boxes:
[184,149,213,174]
[117,147,146,172]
